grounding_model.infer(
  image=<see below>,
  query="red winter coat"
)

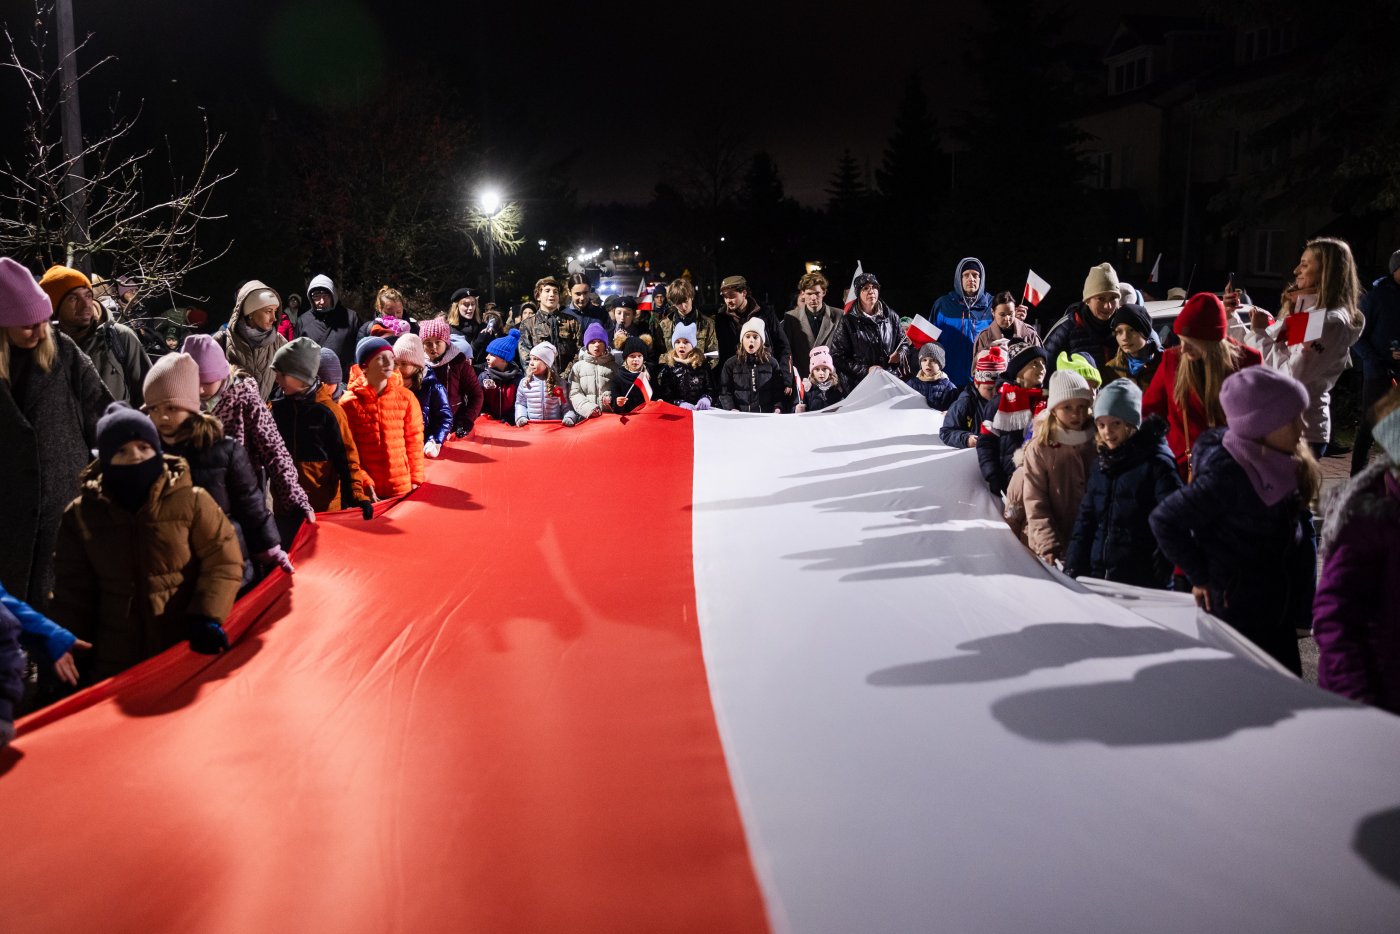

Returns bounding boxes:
[339,367,425,497]
[1142,341,1260,478]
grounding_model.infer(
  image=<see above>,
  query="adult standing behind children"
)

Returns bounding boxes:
[657,278,719,370]
[39,264,151,406]
[783,271,843,379]
[0,258,114,609]
[970,291,1040,376]
[1042,263,1122,376]
[297,274,357,371]
[830,272,902,389]
[517,278,582,376]
[216,280,288,402]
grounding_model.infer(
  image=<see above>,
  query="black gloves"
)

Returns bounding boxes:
[454,418,474,438]
[187,616,229,655]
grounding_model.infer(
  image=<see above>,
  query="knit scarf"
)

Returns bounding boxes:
[1057,427,1092,447]
[236,318,276,349]
[1221,432,1299,507]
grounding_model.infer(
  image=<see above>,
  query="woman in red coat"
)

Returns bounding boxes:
[1143,293,1261,480]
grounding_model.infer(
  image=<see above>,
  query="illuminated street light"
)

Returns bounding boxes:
[479,186,503,305]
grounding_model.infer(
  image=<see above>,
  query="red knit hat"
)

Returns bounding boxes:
[973,344,1010,383]
[1174,292,1227,342]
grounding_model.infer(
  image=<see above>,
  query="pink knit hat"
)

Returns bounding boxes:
[142,352,203,414]
[418,318,451,344]
[809,345,835,373]
[180,333,231,383]
[0,257,54,327]
[393,333,428,368]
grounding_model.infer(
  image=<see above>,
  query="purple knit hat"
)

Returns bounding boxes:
[180,333,231,383]
[1219,365,1308,441]
[583,321,609,349]
[0,258,53,327]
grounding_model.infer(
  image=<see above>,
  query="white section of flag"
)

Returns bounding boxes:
[843,260,864,307]
[690,372,1400,934]
[906,314,940,347]
[1024,269,1051,306]
[1149,253,1162,283]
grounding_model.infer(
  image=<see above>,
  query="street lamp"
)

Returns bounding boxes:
[480,187,502,306]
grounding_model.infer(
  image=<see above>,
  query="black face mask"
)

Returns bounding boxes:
[102,456,165,512]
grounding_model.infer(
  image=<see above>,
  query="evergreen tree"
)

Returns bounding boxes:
[873,73,948,312]
[826,149,869,215]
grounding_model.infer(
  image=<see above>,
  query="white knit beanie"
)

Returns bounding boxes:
[1047,369,1093,412]
[740,317,766,342]
[530,341,558,369]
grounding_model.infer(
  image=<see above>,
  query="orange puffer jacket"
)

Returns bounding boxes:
[338,367,425,497]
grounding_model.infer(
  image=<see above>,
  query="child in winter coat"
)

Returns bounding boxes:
[394,334,452,458]
[181,333,314,525]
[720,318,785,413]
[340,337,425,498]
[567,322,620,425]
[270,337,372,514]
[1102,304,1162,391]
[799,345,846,412]
[317,347,345,401]
[1057,351,1102,390]
[657,321,713,410]
[941,343,1007,448]
[978,344,1047,495]
[611,338,653,414]
[1313,389,1400,713]
[1,586,23,745]
[2,582,90,709]
[1010,369,1097,564]
[479,328,524,424]
[1065,379,1182,587]
[1149,366,1320,675]
[418,318,483,438]
[904,341,958,409]
[50,403,244,682]
[144,352,292,586]
[515,341,571,426]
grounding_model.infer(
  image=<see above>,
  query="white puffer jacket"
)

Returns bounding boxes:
[568,352,619,417]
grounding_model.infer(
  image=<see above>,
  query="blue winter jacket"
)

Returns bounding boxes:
[939,383,992,449]
[931,257,994,389]
[905,374,959,410]
[1149,428,1315,668]
[1065,416,1182,586]
[412,369,452,445]
[1356,275,1400,381]
[3,579,77,664]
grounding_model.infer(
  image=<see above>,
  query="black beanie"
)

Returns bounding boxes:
[1005,344,1048,382]
[1110,303,1154,340]
[96,402,162,466]
[622,336,649,358]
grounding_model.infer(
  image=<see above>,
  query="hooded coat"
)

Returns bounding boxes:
[1312,461,1400,712]
[1065,416,1182,587]
[0,331,114,608]
[215,280,288,401]
[426,341,483,433]
[208,374,312,517]
[931,257,994,388]
[1148,428,1314,674]
[295,275,357,371]
[271,382,372,512]
[49,455,244,682]
[339,367,425,497]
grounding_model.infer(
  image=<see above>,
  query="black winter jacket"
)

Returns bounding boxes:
[658,359,713,406]
[164,432,280,560]
[271,388,359,510]
[940,384,993,449]
[1356,275,1400,381]
[1042,304,1117,374]
[719,356,786,412]
[610,368,649,414]
[804,379,846,412]
[829,304,902,388]
[296,305,357,370]
[1149,428,1315,673]
[1065,416,1182,586]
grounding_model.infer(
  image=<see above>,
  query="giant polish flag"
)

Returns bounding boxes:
[4,374,1400,933]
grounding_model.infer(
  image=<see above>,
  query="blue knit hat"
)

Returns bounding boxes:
[672,321,697,347]
[317,347,342,386]
[1093,378,1142,429]
[355,336,392,367]
[486,328,520,362]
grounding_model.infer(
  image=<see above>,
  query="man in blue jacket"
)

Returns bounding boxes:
[1352,249,1400,474]
[931,257,993,388]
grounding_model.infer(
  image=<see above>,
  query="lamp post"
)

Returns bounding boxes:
[480,188,502,306]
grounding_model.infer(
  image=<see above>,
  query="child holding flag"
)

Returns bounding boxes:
[799,346,845,412]
[1150,366,1320,675]
[611,337,653,414]
[1242,237,1364,458]
[657,323,714,410]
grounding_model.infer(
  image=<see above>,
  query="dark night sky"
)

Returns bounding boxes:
[4,0,1202,205]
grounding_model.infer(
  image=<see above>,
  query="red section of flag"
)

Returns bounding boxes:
[1023,269,1051,307]
[1,416,769,934]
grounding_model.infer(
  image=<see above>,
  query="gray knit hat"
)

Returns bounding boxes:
[1093,378,1143,429]
[273,336,322,385]
[918,341,946,368]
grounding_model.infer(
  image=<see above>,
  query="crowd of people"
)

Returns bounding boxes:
[2,238,1398,746]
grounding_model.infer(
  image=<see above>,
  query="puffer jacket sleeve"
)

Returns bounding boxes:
[1148,463,1229,588]
[404,390,425,484]
[185,488,245,622]
[514,380,530,423]
[569,363,600,418]
[327,401,373,502]
[1312,524,1380,704]
[1022,445,1063,561]
[0,598,26,727]
[244,393,313,516]
[456,358,483,428]
[718,359,738,411]
[1064,468,1102,577]
[828,317,866,388]
[1,586,75,662]
[425,380,451,445]
[224,440,280,554]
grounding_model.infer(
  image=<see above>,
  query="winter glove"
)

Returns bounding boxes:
[358,501,375,521]
[516,417,529,427]
[424,440,441,458]
[186,616,229,655]
[453,418,474,438]
[678,401,696,411]
[563,411,581,427]
[258,545,295,574]
[481,377,496,389]
[695,397,712,411]
[303,507,318,524]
